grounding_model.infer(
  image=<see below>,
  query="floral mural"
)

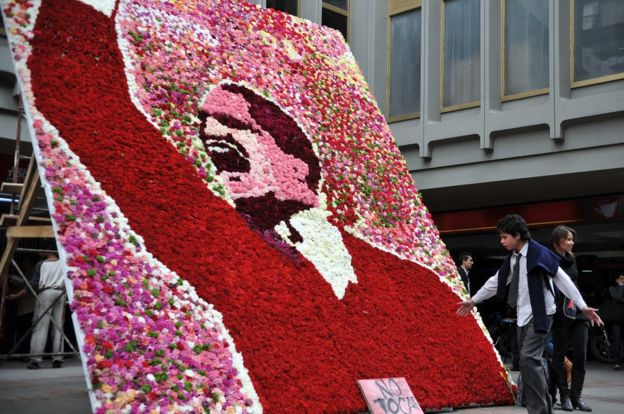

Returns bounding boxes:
[1,0,513,412]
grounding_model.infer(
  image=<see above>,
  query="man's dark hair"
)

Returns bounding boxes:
[496,214,531,241]
[459,253,472,264]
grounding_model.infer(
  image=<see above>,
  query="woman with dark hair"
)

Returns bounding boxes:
[549,225,592,412]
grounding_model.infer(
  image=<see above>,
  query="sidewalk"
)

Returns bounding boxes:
[452,361,624,414]
[0,358,90,414]
[0,359,622,413]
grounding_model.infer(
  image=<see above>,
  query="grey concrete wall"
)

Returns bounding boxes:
[299,0,322,23]
[0,30,26,144]
[0,38,15,81]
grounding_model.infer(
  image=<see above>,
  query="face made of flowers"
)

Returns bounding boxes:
[198,83,321,244]
[198,84,357,299]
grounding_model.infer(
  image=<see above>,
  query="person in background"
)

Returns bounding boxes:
[549,225,592,411]
[8,252,66,369]
[6,273,36,355]
[457,214,603,414]
[457,253,474,294]
[600,270,624,370]
[545,332,556,406]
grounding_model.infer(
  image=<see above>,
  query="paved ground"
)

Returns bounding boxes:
[0,357,90,414]
[453,362,624,414]
[0,359,622,413]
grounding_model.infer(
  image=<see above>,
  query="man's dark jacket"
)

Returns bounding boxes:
[457,266,469,291]
[495,239,561,333]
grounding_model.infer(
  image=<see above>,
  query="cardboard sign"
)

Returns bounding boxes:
[357,377,424,414]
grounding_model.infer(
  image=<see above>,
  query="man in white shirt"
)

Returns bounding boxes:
[8,252,66,369]
[457,215,602,414]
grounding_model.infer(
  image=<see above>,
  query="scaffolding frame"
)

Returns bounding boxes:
[0,105,75,362]
[0,259,78,363]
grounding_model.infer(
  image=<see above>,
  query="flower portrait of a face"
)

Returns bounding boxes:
[198,83,357,298]
[2,0,514,412]
[199,83,320,239]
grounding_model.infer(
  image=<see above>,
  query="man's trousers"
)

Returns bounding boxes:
[517,316,553,414]
[29,289,66,363]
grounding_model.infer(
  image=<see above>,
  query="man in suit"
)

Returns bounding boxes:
[457,254,473,294]
[457,214,602,414]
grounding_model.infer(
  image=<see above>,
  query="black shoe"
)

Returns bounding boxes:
[52,360,63,368]
[560,396,573,411]
[27,361,39,370]
[572,398,592,412]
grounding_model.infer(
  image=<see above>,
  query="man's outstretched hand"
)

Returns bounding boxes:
[582,307,604,327]
[456,299,475,316]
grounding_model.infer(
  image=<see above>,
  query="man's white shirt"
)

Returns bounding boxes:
[39,260,65,290]
[471,242,587,327]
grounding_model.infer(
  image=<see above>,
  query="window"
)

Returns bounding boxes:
[388,1,422,121]
[322,1,349,41]
[441,0,480,111]
[502,0,549,100]
[572,0,624,87]
[265,0,298,16]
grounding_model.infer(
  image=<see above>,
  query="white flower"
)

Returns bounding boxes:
[76,0,116,17]
[276,208,357,299]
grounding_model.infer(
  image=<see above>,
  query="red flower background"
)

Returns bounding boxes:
[11,0,514,412]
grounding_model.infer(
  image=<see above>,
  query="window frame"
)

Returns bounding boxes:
[440,0,481,113]
[322,0,350,42]
[387,0,422,123]
[500,0,550,102]
[265,0,301,17]
[570,0,624,88]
